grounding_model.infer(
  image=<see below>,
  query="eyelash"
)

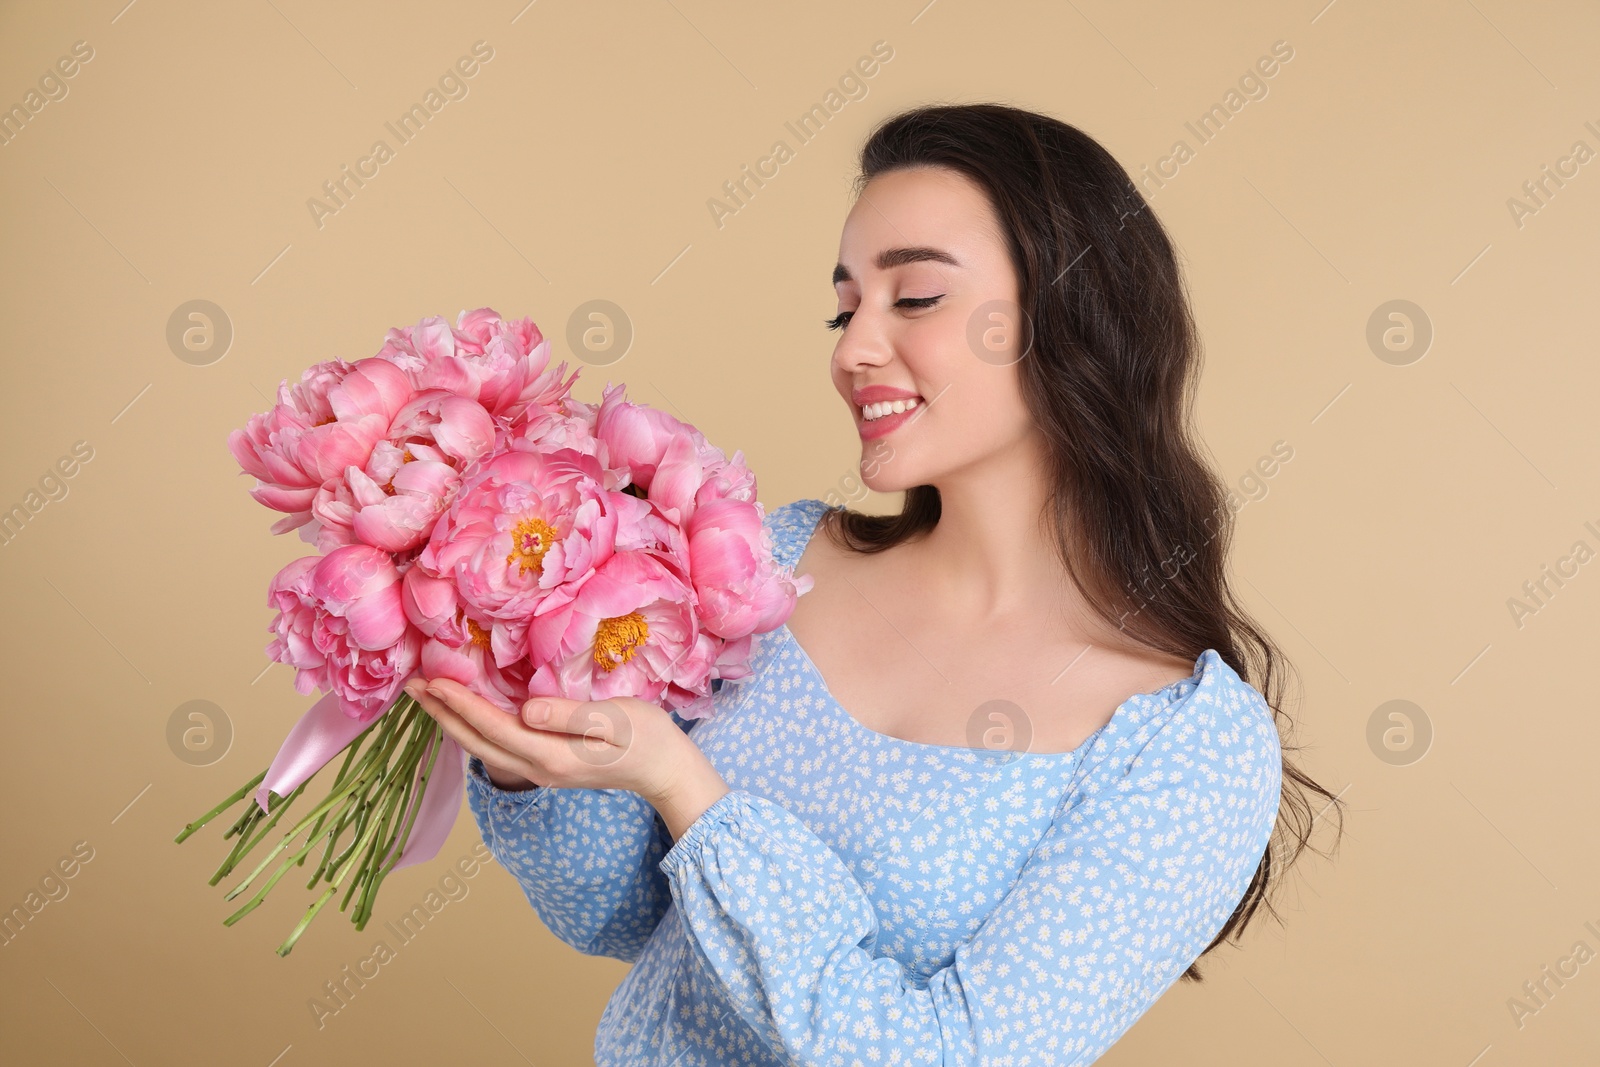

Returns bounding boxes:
[824,295,944,332]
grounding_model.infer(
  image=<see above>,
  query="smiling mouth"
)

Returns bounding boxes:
[859,396,923,422]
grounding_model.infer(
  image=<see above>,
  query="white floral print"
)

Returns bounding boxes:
[465,497,1284,1065]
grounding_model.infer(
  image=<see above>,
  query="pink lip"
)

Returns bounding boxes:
[851,385,922,406]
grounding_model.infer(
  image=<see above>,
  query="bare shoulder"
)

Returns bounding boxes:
[782,508,1209,751]
[786,507,867,619]
[789,504,863,580]
[1095,643,1202,693]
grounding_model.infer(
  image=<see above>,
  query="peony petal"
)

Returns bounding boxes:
[402,568,457,634]
[343,582,408,650]
[430,396,496,464]
[420,637,478,686]
[329,357,414,425]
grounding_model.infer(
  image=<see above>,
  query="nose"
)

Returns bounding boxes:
[830,309,893,380]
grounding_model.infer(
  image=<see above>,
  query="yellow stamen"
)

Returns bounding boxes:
[381,451,416,496]
[506,515,558,576]
[593,612,649,672]
[465,615,492,650]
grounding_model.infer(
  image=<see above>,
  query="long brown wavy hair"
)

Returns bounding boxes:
[820,102,1344,982]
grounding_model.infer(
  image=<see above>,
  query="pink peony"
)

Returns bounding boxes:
[310,454,461,554]
[401,567,534,713]
[685,498,813,638]
[237,309,811,732]
[667,632,757,720]
[593,381,690,494]
[695,449,757,508]
[526,550,706,708]
[265,544,420,721]
[301,390,497,553]
[229,358,414,535]
[593,382,754,525]
[373,308,579,423]
[503,398,611,467]
[417,448,655,669]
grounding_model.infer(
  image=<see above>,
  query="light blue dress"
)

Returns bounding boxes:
[464,497,1284,1065]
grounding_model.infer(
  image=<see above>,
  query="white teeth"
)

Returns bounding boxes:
[862,397,920,421]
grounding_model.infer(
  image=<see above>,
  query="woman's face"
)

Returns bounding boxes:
[829,164,1037,494]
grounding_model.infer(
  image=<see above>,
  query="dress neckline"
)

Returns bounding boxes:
[770,497,1212,760]
[777,620,1206,761]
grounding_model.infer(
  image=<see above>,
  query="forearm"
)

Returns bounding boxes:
[466,754,672,960]
[483,762,536,791]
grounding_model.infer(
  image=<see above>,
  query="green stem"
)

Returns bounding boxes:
[222,801,257,842]
[353,719,430,926]
[308,791,363,888]
[359,716,444,929]
[222,756,391,926]
[210,785,302,884]
[323,759,388,877]
[295,721,377,869]
[222,828,328,928]
[185,690,444,956]
[337,702,423,854]
[273,714,413,960]
[329,760,409,918]
[336,709,432,923]
[228,781,310,871]
[381,717,443,879]
[276,885,340,957]
[221,706,417,904]
[174,768,267,844]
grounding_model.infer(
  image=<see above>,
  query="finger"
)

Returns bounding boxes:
[404,680,545,784]
[548,700,636,771]
[431,702,547,785]
[413,679,613,781]
[524,697,631,749]
[415,679,540,754]
[517,695,596,733]
[416,677,509,723]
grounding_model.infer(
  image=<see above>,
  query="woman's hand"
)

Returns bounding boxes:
[402,677,729,840]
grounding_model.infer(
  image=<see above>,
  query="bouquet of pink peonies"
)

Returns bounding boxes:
[175,307,810,956]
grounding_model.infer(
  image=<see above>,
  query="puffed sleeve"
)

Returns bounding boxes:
[465,753,673,962]
[656,677,1284,1064]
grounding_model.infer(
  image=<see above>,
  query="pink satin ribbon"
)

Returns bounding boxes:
[254,691,465,871]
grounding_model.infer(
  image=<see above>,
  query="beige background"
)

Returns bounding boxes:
[2,0,1597,1063]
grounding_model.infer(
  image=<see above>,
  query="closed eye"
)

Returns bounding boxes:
[824,295,944,331]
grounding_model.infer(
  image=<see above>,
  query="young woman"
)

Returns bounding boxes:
[406,103,1342,1065]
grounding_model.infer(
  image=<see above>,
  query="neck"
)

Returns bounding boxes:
[913,432,1081,624]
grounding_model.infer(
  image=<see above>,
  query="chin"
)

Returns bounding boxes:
[857,464,920,496]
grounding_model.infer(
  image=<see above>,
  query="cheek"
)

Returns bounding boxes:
[933,345,1032,437]
[829,356,851,395]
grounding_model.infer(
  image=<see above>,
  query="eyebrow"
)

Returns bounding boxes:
[832,246,960,285]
